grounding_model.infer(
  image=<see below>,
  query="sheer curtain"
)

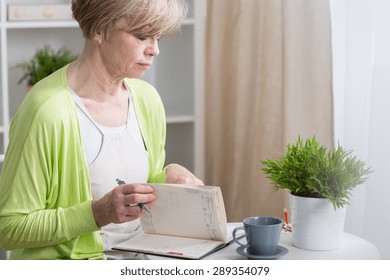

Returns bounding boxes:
[204,0,333,222]
[330,0,390,259]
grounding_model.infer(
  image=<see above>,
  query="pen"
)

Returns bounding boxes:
[116,178,152,214]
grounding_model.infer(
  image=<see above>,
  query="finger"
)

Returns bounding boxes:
[196,180,204,186]
[146,199,156,208]
[123,192,157,206]
[119,183,154,195]
[114,211,141,224]
[121,203,144,219]
[109,203,142,224]
[126,204,143,214]
[182,176,204,185]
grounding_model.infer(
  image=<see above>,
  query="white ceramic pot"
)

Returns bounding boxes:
[289,193,346,250]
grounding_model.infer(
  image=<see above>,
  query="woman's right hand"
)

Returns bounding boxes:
[91,183,156,228]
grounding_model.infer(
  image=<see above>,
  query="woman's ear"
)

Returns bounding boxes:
[92,32,103,45]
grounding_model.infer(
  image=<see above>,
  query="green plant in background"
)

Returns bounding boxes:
[261,136,372,209]
[16,45,78,86]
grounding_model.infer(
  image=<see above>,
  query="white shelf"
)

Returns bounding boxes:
[166,107,195,124]
[0,0,205,177]
[4,20,79,29]
[166,115,195,124]
[1,19,195,29]
[182,18,195,25]
[2,18,194,29]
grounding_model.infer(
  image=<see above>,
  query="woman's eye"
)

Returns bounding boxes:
[137,36,147,41]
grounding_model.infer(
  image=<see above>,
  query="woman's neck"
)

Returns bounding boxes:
[67,41,126,99]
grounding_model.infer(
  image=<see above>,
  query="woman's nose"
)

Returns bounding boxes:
[146,38,160,57]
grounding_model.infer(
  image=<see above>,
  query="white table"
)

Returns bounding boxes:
[203,227,380,260]
[111,223,379,260]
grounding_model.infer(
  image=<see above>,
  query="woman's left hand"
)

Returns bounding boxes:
[166,163,204,185]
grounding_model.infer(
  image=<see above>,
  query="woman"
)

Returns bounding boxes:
[0,0,202,260]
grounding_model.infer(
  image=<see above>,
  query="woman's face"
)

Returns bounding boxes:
[97,23,160,79]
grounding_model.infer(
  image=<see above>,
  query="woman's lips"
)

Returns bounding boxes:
[138,63,151,70]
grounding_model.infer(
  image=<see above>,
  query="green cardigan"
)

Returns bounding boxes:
[0,66,167,259]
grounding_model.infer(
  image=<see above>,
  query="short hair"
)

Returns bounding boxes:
[71,0,188,40]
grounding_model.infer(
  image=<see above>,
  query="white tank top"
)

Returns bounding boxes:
[71,88,149,251]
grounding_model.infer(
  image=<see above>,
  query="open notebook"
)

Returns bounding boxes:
[112,184,240,259]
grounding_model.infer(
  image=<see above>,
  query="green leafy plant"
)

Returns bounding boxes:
[16,45,78,86]
[261,136,371,209]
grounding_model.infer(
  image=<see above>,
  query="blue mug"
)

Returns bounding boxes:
[233,216,283,256]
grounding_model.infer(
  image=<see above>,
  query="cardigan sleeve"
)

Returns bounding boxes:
[0,85,99,250]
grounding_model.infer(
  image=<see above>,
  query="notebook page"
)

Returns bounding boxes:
[113,233,224,259]
[141,184,227,242]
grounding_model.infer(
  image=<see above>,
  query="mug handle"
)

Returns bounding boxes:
[232,226,247,247]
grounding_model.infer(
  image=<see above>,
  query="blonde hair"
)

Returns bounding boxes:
[72,0,188,40]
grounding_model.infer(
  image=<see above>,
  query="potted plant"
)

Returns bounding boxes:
[261,136,371,250]
[16,44,77,87]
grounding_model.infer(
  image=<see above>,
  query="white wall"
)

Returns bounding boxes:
[330,0,390,259]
